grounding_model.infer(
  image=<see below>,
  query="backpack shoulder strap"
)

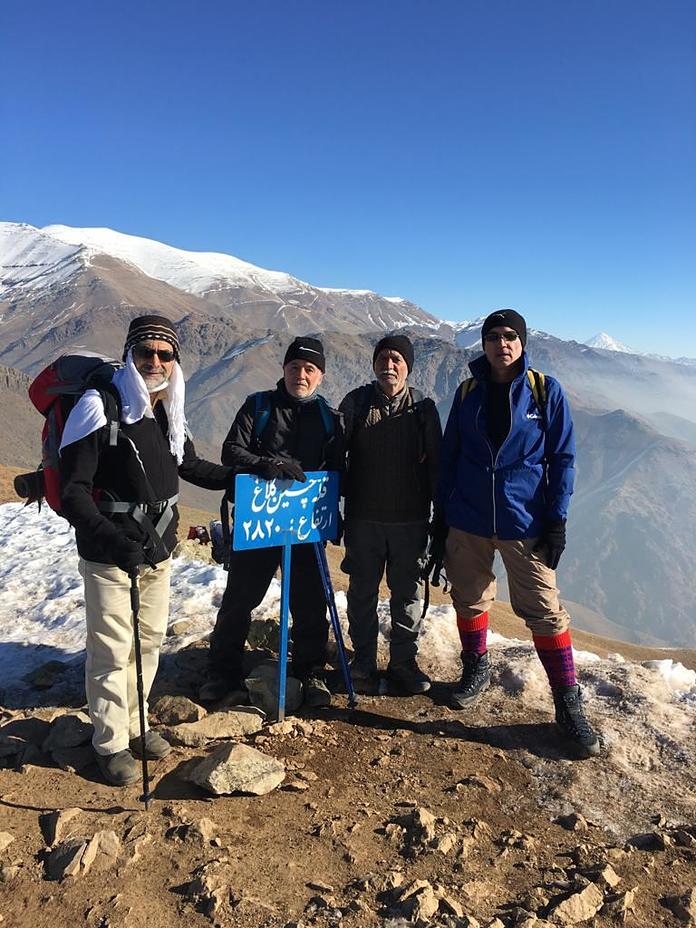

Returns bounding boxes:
[98,383,122,447]
[459,377,478,403]
[315,394,335,437]
[527,369,547,422]
[358,383,374,425]
[252,391,273,445]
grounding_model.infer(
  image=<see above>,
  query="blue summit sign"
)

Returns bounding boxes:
[230,469,351,721]
[232,470,339,551]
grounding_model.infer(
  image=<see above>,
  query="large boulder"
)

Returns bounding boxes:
[187,742,285,796]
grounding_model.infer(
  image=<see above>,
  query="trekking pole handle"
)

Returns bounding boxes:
[128,568,140,612]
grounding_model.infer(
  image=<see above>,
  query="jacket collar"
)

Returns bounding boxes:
[275,378,320,407]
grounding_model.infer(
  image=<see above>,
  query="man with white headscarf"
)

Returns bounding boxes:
[60,314,233,787]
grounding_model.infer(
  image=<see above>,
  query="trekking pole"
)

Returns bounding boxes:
[313,542,357,709]
[128,568,150,810]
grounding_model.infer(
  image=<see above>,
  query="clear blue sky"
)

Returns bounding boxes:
[2,0,694,357]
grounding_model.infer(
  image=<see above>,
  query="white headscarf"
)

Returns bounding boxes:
[59,350,188,464]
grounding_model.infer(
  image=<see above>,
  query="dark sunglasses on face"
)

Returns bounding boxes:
[133,345,176,363]
[484,331,519,343]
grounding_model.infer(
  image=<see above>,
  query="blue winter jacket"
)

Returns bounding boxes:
[437,353,575,540]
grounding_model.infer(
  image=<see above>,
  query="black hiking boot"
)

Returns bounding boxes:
[553,684,601,758]
[450,651,491,709]
[96,749,139,787]
[303,675,332,708]
[349,657,379,694]
[129,730,171,760]
[199,673,245,705]
[386,657,431,695]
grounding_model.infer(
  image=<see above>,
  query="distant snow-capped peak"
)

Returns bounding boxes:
[585,332,634,354]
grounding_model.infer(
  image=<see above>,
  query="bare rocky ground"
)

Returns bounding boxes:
[0,492,694,927]
[1,628,695,928]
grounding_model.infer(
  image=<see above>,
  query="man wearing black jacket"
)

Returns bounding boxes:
[60,315,234,787]
[339,335,442,694]
[200,336,344,708]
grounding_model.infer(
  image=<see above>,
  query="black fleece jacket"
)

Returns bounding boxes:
[339,383,442,523]
[60,402,232,564]
[221,381,344,483]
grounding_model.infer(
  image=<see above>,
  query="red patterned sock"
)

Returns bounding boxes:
[457,611,489,655]
[533,630,577,688]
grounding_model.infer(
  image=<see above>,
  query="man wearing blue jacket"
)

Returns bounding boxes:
[436,309,599,757]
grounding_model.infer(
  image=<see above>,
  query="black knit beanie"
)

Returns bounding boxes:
[123,314,181,361]
[481,309,527,348]
[283,336,326,372]
[372,334,414,373]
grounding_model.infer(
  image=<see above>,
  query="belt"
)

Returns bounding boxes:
[98,495,179,546]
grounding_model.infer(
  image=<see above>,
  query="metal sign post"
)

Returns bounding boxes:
[233,471,341,721]
[277,538,291,721]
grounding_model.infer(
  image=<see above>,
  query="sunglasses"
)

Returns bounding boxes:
[133,345,176,363]
[484,331,519,343]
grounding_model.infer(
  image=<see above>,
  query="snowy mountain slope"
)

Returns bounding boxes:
[43,223,301,298]
[0,222,440,336]
[0,222,85,297]
[41,223,440,332]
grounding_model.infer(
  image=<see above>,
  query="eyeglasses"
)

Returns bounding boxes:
[133,345,176,363]
[484,331,519,343]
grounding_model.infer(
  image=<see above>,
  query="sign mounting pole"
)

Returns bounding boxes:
[277,535,292,722]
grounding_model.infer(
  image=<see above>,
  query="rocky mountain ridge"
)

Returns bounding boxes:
[3,221,696,646]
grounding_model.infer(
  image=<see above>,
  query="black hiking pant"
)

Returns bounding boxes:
[209,543,329,681]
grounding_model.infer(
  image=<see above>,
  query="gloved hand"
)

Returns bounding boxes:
[255,457,307,482]
[108,534,146,573]
[421,509,449,583]
[429,508,448,554]
[533,519,566,570]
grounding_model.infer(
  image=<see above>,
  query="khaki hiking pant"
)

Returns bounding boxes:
[79,557,172,755]
[444,527,571,637]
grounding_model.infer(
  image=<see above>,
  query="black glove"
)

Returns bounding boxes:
[108,534,146,573]
[533,519,566,570]
[255,457,307,482]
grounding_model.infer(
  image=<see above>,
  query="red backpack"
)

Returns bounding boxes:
[16,354,122,514]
